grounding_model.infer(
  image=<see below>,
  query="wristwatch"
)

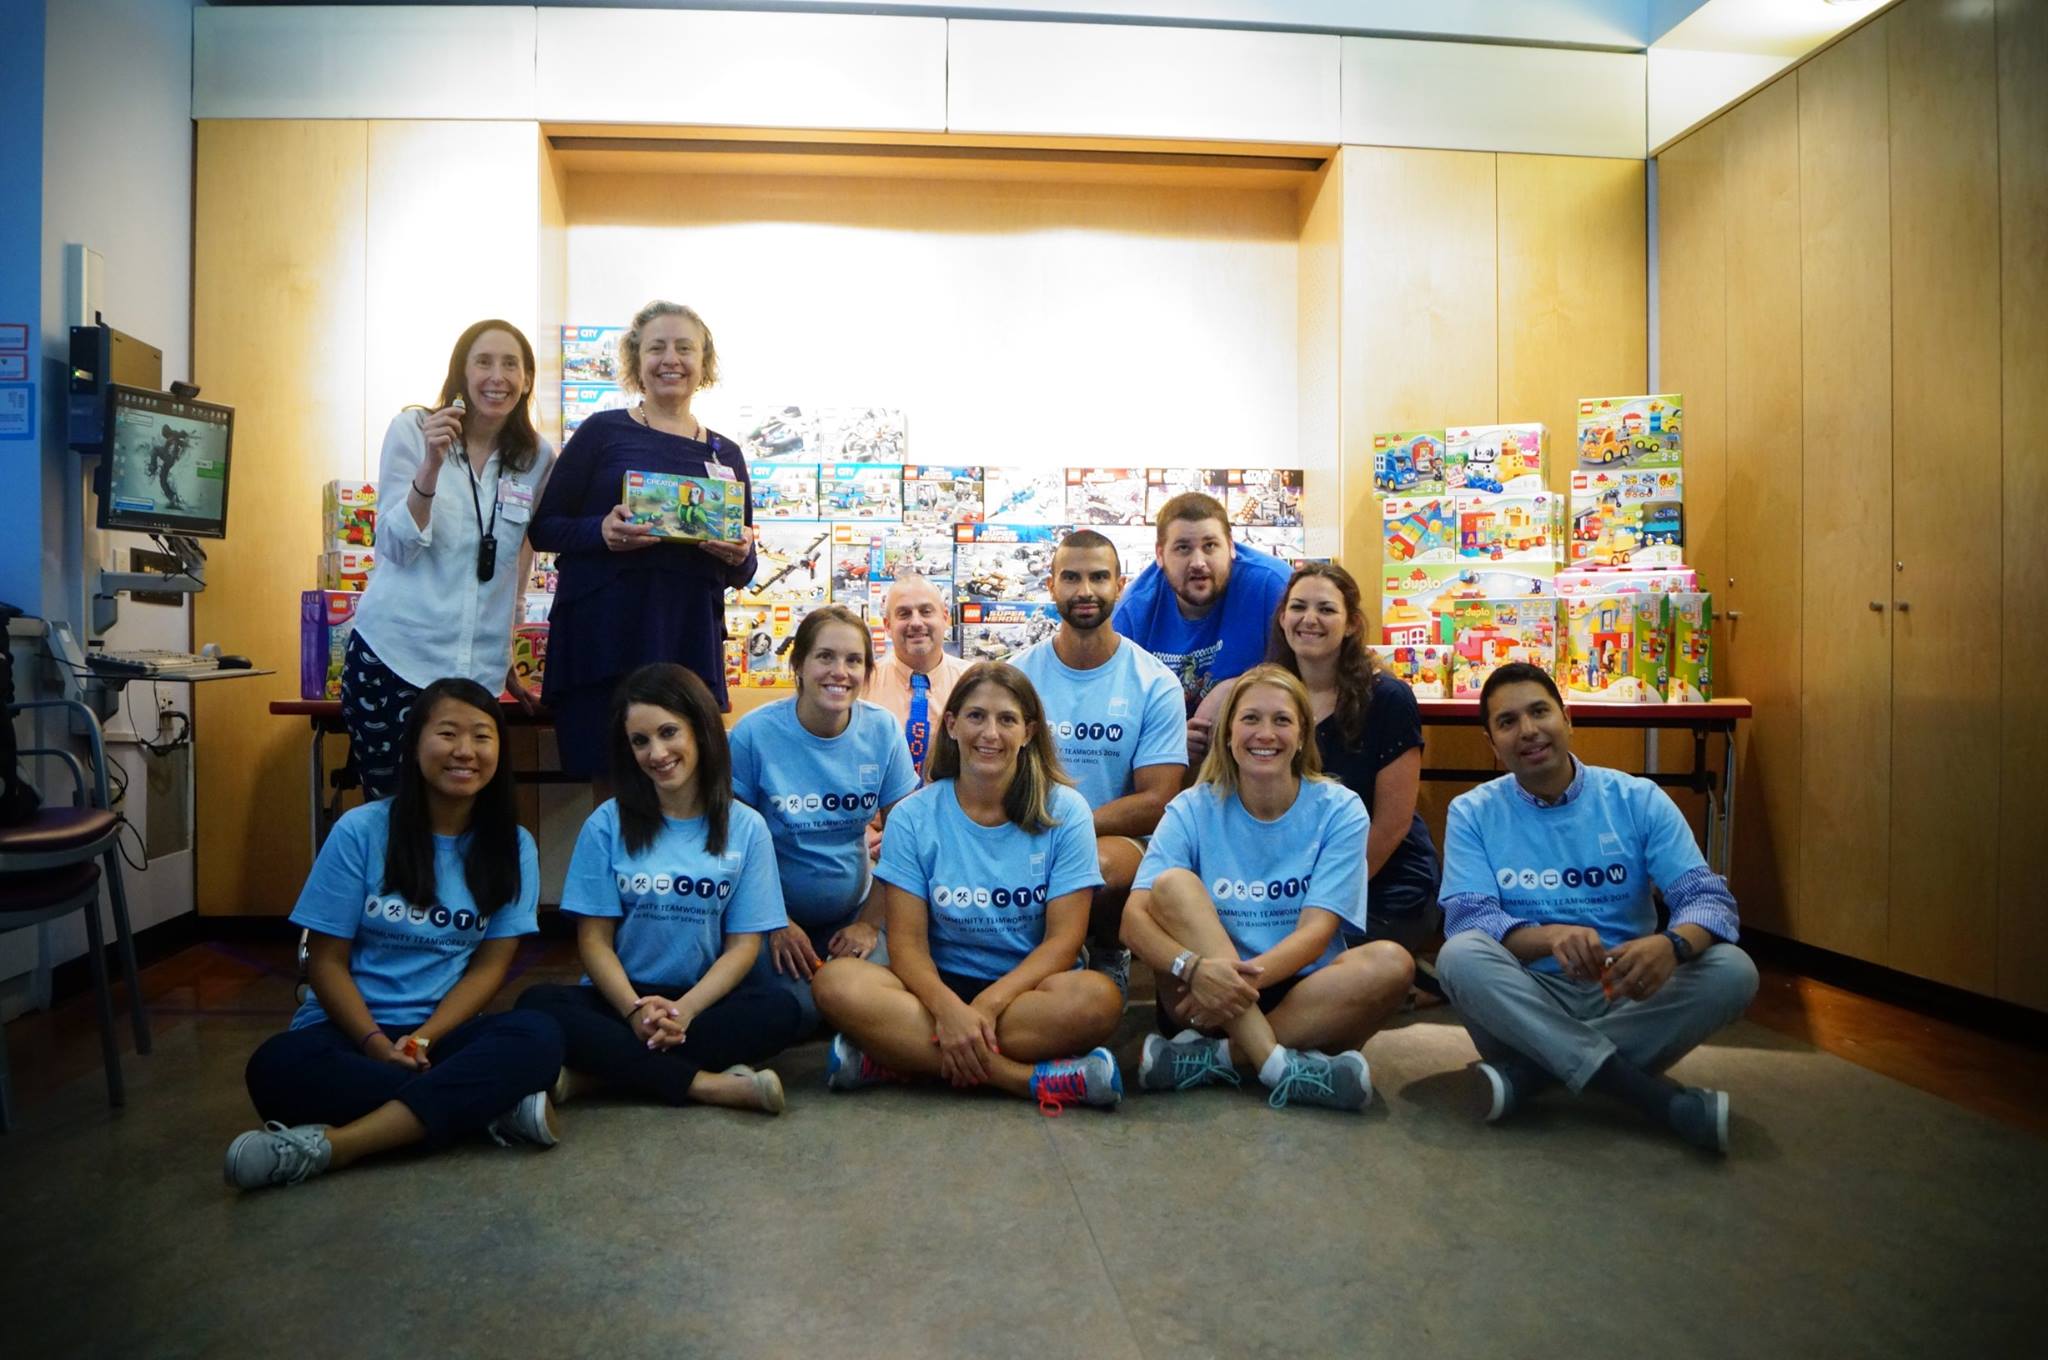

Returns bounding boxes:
[1661,928,1697,965]
[1171,949,1199,981]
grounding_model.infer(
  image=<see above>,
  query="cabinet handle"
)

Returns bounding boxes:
[1869,601,1885,611]
[1726,610,1743,620]
[1895,601,1911,612]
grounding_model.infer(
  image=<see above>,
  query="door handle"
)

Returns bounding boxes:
[1895,601,1911,612]
[1725,610,1743,620]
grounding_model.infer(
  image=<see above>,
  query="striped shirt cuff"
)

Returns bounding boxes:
[1666,865,1740,943]
[1441,891,1532,943]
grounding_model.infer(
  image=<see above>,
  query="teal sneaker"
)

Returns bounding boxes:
[223,1121,333,1190]
[1138,1030,1241,1093]
[1031,1046,1123,1115]
[1265,1049,1372,1112]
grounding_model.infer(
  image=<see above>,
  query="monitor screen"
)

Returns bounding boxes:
[99,385,235,538]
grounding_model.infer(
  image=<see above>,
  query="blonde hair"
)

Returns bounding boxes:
[1196,663,1330,795]
[617,300,720,396]
[924,663,1074,834]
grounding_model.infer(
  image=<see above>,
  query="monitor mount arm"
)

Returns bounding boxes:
[93,533,206,633]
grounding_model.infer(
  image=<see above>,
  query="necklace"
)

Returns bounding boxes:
[633,403,704,442]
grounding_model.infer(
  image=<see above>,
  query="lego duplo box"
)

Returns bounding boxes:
[1568,469,1684,566]
[1445,598,1559,699]
[1668,592,1714,701]
[511,623,548,693]
[1630,593,1671,702]
[1380,561,1558,647]
[623,470,747,543]
[1446,423,1546,494]
[322,481,376,551]
[1562,595,1663,702]
[1372,431,1447,496]
[1381,495,1457,564]
[299,590,359,700]
[318,549,374,592]
[1554,564,1698,597]
[1455,490,1564,564]
[1576,394,1683,471]
[1375,644,1451,699]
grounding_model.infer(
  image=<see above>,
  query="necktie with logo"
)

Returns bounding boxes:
[906,671,931,772]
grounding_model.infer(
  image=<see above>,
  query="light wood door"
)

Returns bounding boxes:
[1721,75,1805,936]
[1996,0,2048,1009]
[1887,0,2002,993]
[1796,20,1893,963]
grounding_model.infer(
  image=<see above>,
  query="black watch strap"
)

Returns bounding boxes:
[1662,928,1697,964]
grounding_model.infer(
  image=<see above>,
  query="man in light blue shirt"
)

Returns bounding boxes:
[1435,662,1758,1153]
[1014,530,1186,995]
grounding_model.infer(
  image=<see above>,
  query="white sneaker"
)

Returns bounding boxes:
[486,1090,560,1148]
[223,1122,333,1190]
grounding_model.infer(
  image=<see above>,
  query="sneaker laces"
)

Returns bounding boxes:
[1171,1045,1241,1091]
[1267,1056,1335,1109]
[262,1121,329,1184]
[1035,1067,1088,1117]
[859,1053,905,1084]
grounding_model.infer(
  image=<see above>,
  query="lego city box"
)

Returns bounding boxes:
[873,529,957,612]
[1372,432,1447,497]
[322,480,376,551]
[1577,394,1683,471]
[1563,595,1648,703]
[622,470,748,543]
[751,463,821,520]
[1446,423,1547,494]
[1066,468,1149,525]
[1374,643,1452,700]
[560,325,624,384]
[829,525,886,607]
[562,382,628,438]
[904,465,985,525]
[1455,490,1565,564]
[299,589,359,700]
[1668,591,1714,702]
[1445,598,1560,700]
[1381,495,1457,565]
[821,463,904,522]
[318,549,375,593]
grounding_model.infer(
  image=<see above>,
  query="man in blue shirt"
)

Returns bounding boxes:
[1014,529,1187,995]
[1435,662,1758,1153]
[1111,493,1292,761]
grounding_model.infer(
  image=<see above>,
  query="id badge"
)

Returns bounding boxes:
[704,461,737,482]
[498,478,535,512]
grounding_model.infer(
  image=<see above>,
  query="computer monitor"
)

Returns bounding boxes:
[97,384,235,539]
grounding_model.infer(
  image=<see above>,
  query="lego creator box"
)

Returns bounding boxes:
[1145,467,1228,519]
[318,549,374,593]
[816,406,908,464]
[1455,491,1564,564]
[737,403,819,463]
[1446,598,1559,699]
[984,466,1066,524]
[955,523,1062,603]
[322,480,376,551]
[1577,394,1683,471]
[830,526,884,607]
[904,465,984,525]
[729,603,805,687]
[1226,468,1304,526]
[1374,643,1451,700]
[958,602,1060,664]
[822,463,903,521]
[562,382,628,437]
[1066,468,1148,525]
[1373,432,1447,496]
[1381,495,1457,564]
[1568,469,1684,567]
[299,590,359,700]
[750,463,820,520]
[1563,595,1648,702]
[1554,564,1699,596]
[742,523,832,608]
[622,470,748,543]
[1446,423,1546,494]
[1668,591,1714,701]
[511,623,549,693]
[560,325,624,384]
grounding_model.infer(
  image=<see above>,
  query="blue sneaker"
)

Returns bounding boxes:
[1138,1030,1241,1093]
[1265,1049,1372,1112]
[223,1121,333,1190]
[825,1033,904,1092]
[1030,1046,1123,1115]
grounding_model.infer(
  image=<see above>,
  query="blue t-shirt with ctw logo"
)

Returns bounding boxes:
[1440,764,1717,973]
[730,697,921,928]
[288,799,540,1031]
[1012,638,1188,810]
[1135,778,1369,974]
[874,780,1103,981]
[559,799,788,988]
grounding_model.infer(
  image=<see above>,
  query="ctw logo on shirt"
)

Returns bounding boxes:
[932,883,1050,909]
[1494,864,1630,890]
[615,872,735,901]
[1055,721,1124,742]
[1210,875,1312,902]
[767,790,880,814]
[363,895,479,931]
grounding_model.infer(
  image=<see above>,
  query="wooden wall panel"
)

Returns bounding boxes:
[1720,76,1804,936]
[1795,21,1893,964]
[1887,0,2001,993]
[1996,0,2047,1009]
[1296,159,1344,562]
[193,120,368,915]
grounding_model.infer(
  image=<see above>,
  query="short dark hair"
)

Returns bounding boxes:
[1055,527,1120,576]
[1153,492,1230,548]
[608,664,734,857]
[383,677,521,917]
[1478,661,1564,725]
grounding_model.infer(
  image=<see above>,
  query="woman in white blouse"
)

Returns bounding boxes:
[343,320,555,798]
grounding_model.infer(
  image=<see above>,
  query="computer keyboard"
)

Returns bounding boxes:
[86,649,220,677]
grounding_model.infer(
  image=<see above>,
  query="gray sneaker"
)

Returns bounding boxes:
[1265,1049,1372,1112]
[1668,1086,1731,1154]
[223,1121,333,1190]
[1138,1030,1241,1093]
[486,1090,560,1148]
[1085,945,1132,1000]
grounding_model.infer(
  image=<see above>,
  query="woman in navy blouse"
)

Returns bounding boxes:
[529,301,758,785]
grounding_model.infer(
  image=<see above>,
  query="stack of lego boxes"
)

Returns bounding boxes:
[300,481,377,699]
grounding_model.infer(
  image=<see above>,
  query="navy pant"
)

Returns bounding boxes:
[745,913,889,1034]
[244,1010,564,1147]
[339,631,422,800]
[516,981,804,1105]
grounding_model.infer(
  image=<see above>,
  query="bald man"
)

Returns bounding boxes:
[862,574,970,774]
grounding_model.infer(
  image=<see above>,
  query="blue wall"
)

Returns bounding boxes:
[0,0,44,613]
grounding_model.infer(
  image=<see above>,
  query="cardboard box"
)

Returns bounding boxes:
[511,622,548,693]
[321,480,376,551]
[298,590,359,700]
[1375,643,1452,699]
[1145,467,1229,519]
[1446,423,1546,494]
[984,466,1068,524]
[1568,468,1684,567]
[1455,490,1564,564]
[1225,468,1304,526]
[957,601,1060,663]
[318,549,374,593]
[821,463,904,522]
[955,523,1063,602]
[751,463,821,520]
[1668,592,1714,701]
[904,465,985,525]
[1576,394,1683,471]
[1563,595,1646,702]
[1382,495,1458,564]
[622,470,747,543]
[1372,431,1447,496]
[1066,468,1149,525]
[1445,598,1559,699]
[743,524,832,608]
